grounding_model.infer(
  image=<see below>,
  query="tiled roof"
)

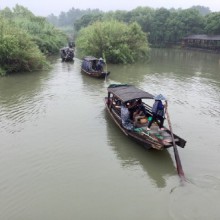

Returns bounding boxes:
[183,35,220,40]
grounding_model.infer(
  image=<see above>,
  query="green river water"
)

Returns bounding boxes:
[0,48,220,220]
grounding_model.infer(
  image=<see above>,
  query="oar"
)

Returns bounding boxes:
[165,101,185,181]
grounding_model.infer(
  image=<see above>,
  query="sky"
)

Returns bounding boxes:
[1,0,220,16]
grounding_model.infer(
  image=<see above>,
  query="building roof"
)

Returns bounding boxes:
[183,35,220,41]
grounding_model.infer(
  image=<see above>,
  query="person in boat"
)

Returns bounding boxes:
[133,99,148,116]
[132,99,148,126]
[92,60,97,71]
[61,48,67,57]
[147,94,166,131]
[96,58,105,71]
[121,102,134,131]
[84,60,92,71]
[125,100,136,120]
[128,99,146,118]
[112,96,121,108]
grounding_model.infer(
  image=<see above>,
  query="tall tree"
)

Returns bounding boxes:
[205,12,220,34]
[149,8,171,45]
[76,20,150,64]
[190,5,211,16]
[166,9,205,43]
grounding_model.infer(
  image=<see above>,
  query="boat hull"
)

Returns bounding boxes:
[81,68,110,79]
[104,97,186,150]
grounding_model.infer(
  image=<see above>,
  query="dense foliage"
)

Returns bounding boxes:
[72,6,219,47]
[205,12,220,34]
[45,5,220,64]
[76,20,150,63]
[47,8,102,27]
[0,5,67,75]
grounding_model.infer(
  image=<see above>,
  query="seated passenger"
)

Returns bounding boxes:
[130,100,147,122]
[134,99,148,116]
[121,102,134,131]
[92,60,97,70]
[113,98,121,108]
[127,99,148,127]
[126,100,138,120]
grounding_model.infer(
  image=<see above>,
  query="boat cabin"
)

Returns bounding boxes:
[107,84,155,127]
[81,56,110,79]
[105,84,186,150]
[82,56,105,72]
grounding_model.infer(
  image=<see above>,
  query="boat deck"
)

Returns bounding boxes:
[134,123,177,145]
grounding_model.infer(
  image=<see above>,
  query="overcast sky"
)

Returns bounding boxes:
[1,0,220,16]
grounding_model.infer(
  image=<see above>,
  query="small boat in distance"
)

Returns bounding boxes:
[60,47,74,62]
[81,56,110,79]
[60,42,75,62]
[104,84,186,150]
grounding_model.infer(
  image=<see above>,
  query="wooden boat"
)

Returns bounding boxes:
[60,47,74,62]
[104,84,186,150]
[81,56,110,79]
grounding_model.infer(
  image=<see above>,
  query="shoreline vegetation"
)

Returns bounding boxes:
[0,5,67,76]
[1,4,220,75]
[76,20,150,64]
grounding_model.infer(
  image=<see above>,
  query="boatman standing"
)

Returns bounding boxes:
[96,58,105,71]
[147,94,166,131]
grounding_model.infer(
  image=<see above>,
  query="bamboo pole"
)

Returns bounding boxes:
[165,101,185,181]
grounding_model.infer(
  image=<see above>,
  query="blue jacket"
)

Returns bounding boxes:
[152,100,164,117]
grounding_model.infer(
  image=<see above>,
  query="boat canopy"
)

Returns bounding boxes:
[83,56,99,61]
[108,84,154,102]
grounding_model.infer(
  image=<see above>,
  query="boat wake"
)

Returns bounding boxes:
[168,175,220,219]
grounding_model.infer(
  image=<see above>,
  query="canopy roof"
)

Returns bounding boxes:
[108,84,154,102]
[83,56,98,61]
[183,34,220,41]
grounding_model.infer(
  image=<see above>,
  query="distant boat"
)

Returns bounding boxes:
[60,47,74,62]
[81,56,110,79]
[104,84,186,150]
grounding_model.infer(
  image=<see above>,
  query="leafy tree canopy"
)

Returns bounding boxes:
[0,17,48,75]
[76,20,150,64]
[205,12,220,34]
[0,4,68,75]
[72,6,218,47]
[190,5,211,16]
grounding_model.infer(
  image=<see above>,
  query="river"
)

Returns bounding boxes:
[0,48,220,220]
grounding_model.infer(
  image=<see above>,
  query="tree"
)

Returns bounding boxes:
[149,8,171,45]
[47,13,58,26]
[129,7,155,33]
[0,17,48,75]
[190,5,211,16]
[205,12,220,34]
[76,20,150,64]
[0,7,13,19]
[0,4,67,74]
[58,12,68,27]
[166,9,205,44]
[74,13,103,31]
[13,4,34,17]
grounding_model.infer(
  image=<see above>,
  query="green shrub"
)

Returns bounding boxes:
[76,20,150,64]
[0,17,49,74]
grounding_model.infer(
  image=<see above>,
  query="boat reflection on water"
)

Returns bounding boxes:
[79,68,108,96]
[104,110,177,188]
